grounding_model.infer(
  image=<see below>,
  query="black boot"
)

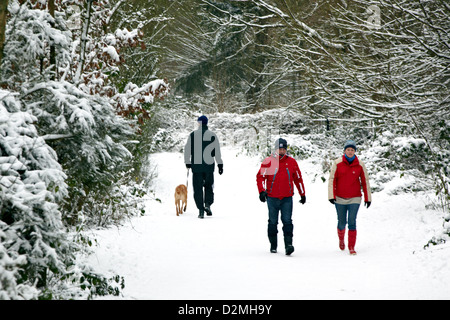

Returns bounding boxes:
[198,210,204,219]
[284,236,294,256]
[268,236,277,253]
[205,205,212,216]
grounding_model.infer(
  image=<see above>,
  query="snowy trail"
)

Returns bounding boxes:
[87,147,450,300]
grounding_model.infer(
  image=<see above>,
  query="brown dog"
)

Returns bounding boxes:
[175,184,187,216]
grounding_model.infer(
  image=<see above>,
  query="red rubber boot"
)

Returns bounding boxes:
[337,228,345,251]
[348,230,357,255]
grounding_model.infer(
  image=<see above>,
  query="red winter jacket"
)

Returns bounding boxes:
[328,155,372,202]
[256,153,306,199]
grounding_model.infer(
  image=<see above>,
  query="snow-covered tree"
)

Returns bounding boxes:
[156,0,278,112]
[0,0,170,298]
[1,0,169,224]
[64,0,169,121]
[0,89,69,299]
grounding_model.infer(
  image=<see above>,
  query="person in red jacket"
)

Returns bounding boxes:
[328,140,372,255]
[256,138,306,255]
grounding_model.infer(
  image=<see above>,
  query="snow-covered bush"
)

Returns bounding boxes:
[22,80,136,226]
[1,89,125,300]
[363,131,430,192]
[0,0,70,88]
[0,89,69,299]
[1,1,158,228]
[0,1,147,298]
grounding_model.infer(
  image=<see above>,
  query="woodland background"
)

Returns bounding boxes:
[0,0,448,299]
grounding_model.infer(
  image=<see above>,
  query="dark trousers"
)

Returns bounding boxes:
[267,196,293,237]
[192,172,214,211]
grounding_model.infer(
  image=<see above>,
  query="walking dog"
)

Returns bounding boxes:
[175,184,187,216]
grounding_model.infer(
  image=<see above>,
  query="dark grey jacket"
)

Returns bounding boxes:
[184,126,223,173]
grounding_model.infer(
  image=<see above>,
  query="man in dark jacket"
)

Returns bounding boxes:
[256,138,306,255]
[184,115,223,219]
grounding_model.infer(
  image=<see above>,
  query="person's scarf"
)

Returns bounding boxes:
[345,154,356,164]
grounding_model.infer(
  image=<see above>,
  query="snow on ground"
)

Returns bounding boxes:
[87,147,450,300]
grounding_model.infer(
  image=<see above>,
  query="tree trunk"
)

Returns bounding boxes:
[74,0,93,83]
[48,0,56,80]
[0,0,8,65]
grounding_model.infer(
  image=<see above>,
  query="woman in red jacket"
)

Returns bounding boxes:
[328,140,372,255]
[257,138,306,255]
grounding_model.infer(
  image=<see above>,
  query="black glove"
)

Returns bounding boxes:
[218,164,223,175]
[329,199,336,205]
[259,191,267,203]
[300,195,306,204]
[365,201,371,208]
[186,164,191,169]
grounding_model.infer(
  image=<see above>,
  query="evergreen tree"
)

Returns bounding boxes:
[0,89,67,299]
[0,0,166,298]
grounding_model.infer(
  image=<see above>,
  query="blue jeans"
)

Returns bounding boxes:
[267,196,293,237]
[335,203,360,231]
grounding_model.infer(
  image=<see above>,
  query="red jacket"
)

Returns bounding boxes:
[256,154,306,199]
[328,155,372,202]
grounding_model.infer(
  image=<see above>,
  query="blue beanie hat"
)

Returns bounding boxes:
[344,140,357,151]
[197,115,208,125]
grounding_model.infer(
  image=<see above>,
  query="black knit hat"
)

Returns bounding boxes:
[275,138,288,150]
[197,115,208,125]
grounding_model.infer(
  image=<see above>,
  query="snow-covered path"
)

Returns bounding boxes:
[87,147,450,299]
